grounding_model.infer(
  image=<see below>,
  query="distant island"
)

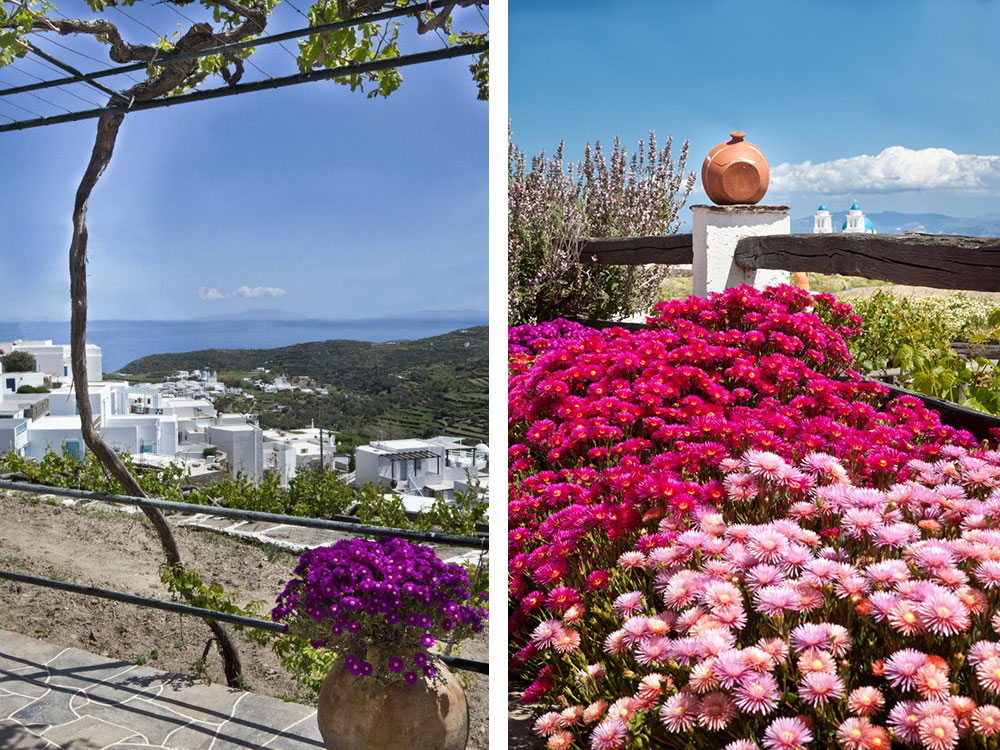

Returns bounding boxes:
[188,308,489,323]
[115,327,487,443]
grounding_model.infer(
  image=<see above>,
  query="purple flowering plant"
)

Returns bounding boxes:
[272,536,486,685]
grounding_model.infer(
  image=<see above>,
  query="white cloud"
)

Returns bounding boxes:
[232,285,287,298]
[771,146,1000,194]
[197,286,225,300]
[197,285,287,300]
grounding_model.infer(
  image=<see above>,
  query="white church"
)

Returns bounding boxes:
[813,202,876,234]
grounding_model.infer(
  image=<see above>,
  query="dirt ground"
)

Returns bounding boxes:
[0,491,489,749]
[835,283,1000,302]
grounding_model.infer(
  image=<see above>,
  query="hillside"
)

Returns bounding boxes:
[119,327,488,442]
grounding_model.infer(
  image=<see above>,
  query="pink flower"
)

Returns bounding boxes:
[847,686,885,716]
[531,619,563,649]
[918,714,958,750]
[533,712,565,737]
[799,671,844,707]
[733,673,779,715]
[553,627,582,654]
[634,673,665,704]
[977,656,1000,694]
[790,623,828,653]
[582,699,607,724]
[606,697,638,724]
[973,705,1000,736]
[762,716,813,750]
[968,641,1000,666]
[589,719,627,750]
[547,730,574,750]
[696,692,735,731]
[753,585,801,617]
[748,528,789,564]
[917,587,970,636]
[744,450,788,481]
[713,650,750,688]
[884,649,927,691]
[635,636,670,666]
[888,700,922,743]
[886,599,923,636]
[612,591,645,616]
[914,663,950,700]
[836,717,873,750]
[659,691,698,732]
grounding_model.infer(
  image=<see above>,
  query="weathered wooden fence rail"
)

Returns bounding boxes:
[579,232,1000,293]
[579,234,694,266]
[734,233,1000,292]
[566,227,1000,437]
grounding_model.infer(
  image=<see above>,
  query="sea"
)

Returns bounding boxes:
[0,316,489,373]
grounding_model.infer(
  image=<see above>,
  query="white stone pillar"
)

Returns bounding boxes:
[691,204,791,296]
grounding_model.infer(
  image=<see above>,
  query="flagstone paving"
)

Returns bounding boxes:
[0,629,324,749]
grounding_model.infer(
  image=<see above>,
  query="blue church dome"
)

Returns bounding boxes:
[818,204,827,211]
[850,201,861,210]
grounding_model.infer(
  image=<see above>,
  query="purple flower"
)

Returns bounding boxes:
[271,537,487,682]
[403,671,418,685]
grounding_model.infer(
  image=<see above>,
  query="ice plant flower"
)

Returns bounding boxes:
[272,537,486,683]
[509,285,1000,749]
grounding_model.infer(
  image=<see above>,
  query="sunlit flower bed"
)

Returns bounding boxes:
[508,286,1000,749]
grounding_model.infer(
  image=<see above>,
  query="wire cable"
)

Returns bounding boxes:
[33,34,143,84]
[0,42,484,132]
[24,47,120,105]
[0,1,463,98]
[0,94,43,118]
[2,64,75,112]
[9,60,102,107]
[163,3,273,80]
[282,0,311,22]
[109,4,161,36]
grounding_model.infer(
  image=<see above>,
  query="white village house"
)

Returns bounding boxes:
[1,340,488,501]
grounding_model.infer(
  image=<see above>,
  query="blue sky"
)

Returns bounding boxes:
[0,2,487,321]
[510,0,1000,224]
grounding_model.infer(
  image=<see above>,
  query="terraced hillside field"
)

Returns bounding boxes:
[118,328,488,443]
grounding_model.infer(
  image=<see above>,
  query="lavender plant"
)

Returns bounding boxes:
[272,537,487,685]
[508,127,696,326]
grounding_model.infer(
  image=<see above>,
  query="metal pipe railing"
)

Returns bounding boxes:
[0,569,488,675]
[0,479,488,549]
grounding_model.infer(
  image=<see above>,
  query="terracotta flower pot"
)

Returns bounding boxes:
[701,131,769,205]
[316,657,469,750]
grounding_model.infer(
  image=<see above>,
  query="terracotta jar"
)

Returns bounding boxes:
[316,656,469,750]
[701,131,769,205]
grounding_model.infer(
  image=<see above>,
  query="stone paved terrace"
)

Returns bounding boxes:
[0,629,324,749]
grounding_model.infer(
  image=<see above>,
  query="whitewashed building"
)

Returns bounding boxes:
[0,340,103,381]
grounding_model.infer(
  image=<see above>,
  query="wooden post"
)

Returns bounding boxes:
[691,204,791,295]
